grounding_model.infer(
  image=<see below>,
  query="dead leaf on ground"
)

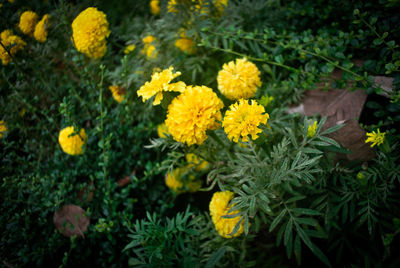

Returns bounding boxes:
[53,204,90,238]
[327,119,376,162]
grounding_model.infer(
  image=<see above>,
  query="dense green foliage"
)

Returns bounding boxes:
[1,0,399,267]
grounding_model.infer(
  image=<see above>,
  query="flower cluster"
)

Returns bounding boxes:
[175,30,196,54]
[58,126,87,155]
[19,11,39,36]
[223,99,269,143]
[141,35,158,59]
[0,29,26,65]
[109,85,126,103]
[165,85,223,146]
[137,67,186,105]
[165,166,202,194]
[0,120,7,139]
[209,191,244,238]
[71,7,110,59]
[33,14,50,43]
[217,58,261,100]
[365,128,386,148]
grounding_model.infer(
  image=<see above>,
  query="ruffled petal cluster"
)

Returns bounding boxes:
[165,85,224,146]
[0,29,26,65]
[109,85,126,103]
[0,120,7,138]
[175,30,196,54]
[165,166,202,193]
[209,191,244,238]
[58,126,87,155]
[365,128,386,147]
[34,14,50,43]
[137,67,186,105]
[217,58,261,100]
[141,35,158,59]
[222,99,269,143]
[19,11,39,36]
[71,7,110,59]
[150,0,160,15]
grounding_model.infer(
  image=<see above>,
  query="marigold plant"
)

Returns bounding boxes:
[58,126,87,155]
[19,11,39,36]
[222,99,269,143]
[209,191,244,238]
[71,7,110,59]
[165,85,223,146]
[0,29,26,65]
[217,58,261,100]
[137,66,186,105]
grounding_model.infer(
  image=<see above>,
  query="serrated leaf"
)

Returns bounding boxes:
[270,209,287,232]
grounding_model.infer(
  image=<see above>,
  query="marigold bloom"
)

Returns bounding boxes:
[141,35,158,59]
[137,66,186,105]
[165,85,224,146]
[222,99,269,143]
[157,123,169,138]
[109,85,125,103]
[71,7,110,59]
[58,126,87,155]
[210,191,244,238]
[123,44,135,54]
[150,0,160,15]
[0,29,26,65]
[307,121,317,138]
[34,14,50,43]
[0,120,7,138]
[217,58,261,100]
[186,153,209,172]
[19,11,39,36]
[175,30,196,54]
[365,128,386,147]
[165,166,201,193]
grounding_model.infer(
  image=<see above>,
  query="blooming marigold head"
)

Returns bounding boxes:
[365,128,386,148]
[165,166,201,193]
[0,120,7,138]
[19,11,39,36]
[137,66,186,105]
[165,85,224,146]
[0,29,26,65]
[222,99,269,143]
[33,14,50,43]
[209,191,244,238]
[58,126,87,155]
[109,85,125,103]
[71,7,110,59]
[307,121,318,138]
[150,0,160,15]
[217,58,261,100]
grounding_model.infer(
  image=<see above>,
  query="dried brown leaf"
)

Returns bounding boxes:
[53,204,90,237]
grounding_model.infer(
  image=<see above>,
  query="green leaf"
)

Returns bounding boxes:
[286,195,306,203]
[291,208,321,216]
[320,123,344,135]
[205,247,227,268]
[270,209,287,232]
[294,234,302,265]
[301,147,323,155]
[284,219,293,246]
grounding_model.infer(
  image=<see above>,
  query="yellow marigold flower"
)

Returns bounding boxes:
[307,121,317,138]
[0,120,7,138]
[0,29,26,65]
[365,128,386,148]
[165,85,224,146]
[58,126,87,155]
[141,35,158,59]
[123,44,135,54]
[165,166,202,193]
[217,58,261,100]
[175,30,196,54]
[150,0,160,15]
[34,14,50,43]
[186,153,209,172]
[222,99,269,143]
[71,7,110,59]
[19,11,39,36]
[210,191,244,238]
[137,66,186,105]
[157,123,169,138]
[109,85,125,103]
